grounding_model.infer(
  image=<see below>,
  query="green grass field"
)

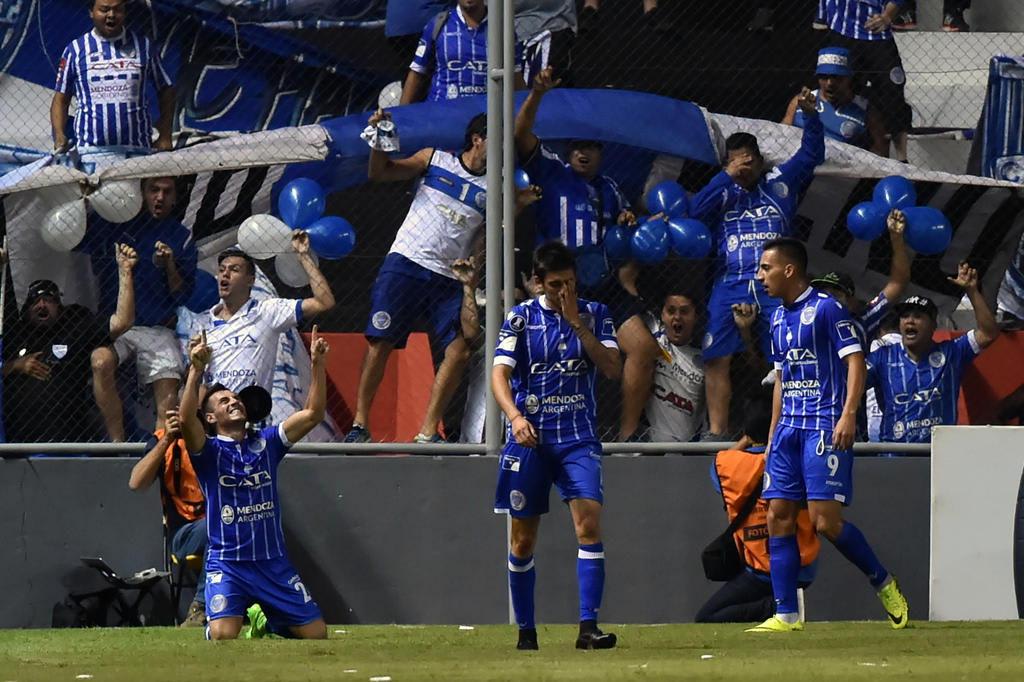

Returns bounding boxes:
[2,622,1023,681]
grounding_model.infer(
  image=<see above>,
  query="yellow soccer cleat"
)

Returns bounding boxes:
[745,616,804,633]
[878,577,910,629]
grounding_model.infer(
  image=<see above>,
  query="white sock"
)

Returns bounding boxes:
[777,611,800,625]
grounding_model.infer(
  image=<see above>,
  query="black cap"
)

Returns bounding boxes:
[25,280,61,306]
[895,295,938,320]
[568,139,604,151]
[810,271,855,297]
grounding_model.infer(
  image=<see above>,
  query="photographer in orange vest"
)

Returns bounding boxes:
[696,393,820,623]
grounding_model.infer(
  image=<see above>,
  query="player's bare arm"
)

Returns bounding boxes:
[282,326,329,444]
[514,67,560,160]
[835,352,866,450]
[883,209,910,301]
[366,110,433,182]
[128,409,180,491]
[491,363,538,448]
[949,261,999,348]
[180,331,211,454]
[293,231,336,317]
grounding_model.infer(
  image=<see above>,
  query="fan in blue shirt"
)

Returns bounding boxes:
[179,327,331,641]
[691,87,825,441]
[514,67,661,441]
[492,242,622,652]
[745,238,909,634]
[867,264,999,443]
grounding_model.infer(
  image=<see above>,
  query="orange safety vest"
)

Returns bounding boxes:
[156,428,205,524]
[714,449,819,575]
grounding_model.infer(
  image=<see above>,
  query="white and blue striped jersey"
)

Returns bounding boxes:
[389,149,487,279]
[691,114,824,284]
[193,424,292,562]
[853,290,891,349]
[493,296,618,443]
[771,288,863,431]
[524,144,630,250]
[55,29,172,148]
[794,90,871,149]
[410,7,521,101]
[981,56,1024,183]
[826,0,905,41]
[866,332,980,442]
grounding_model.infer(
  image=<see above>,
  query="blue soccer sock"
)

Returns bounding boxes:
[768,535,800,617]
[832,521,889,588]
[577,542,605,623]
[508,553,536,630]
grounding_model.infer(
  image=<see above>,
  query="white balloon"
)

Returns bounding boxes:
[88,180,142,223]
[275,251,317,288]
[40,200,87,251]
[237,214,294,259]
[36,183,83,210]
[378,80,403,109]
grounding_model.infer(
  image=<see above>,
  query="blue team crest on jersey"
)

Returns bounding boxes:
[727,234,739,252]
[250,437,266,453]
[929,350,946,368]
[772,182,790,199]
[800,306,816,325]
[840,120,859,139]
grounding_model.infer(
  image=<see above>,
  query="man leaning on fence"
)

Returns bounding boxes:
[2,246,137,445]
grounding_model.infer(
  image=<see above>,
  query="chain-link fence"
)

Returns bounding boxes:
[0,0,1021,450]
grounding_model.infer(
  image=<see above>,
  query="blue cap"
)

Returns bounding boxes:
[816,47,853,77]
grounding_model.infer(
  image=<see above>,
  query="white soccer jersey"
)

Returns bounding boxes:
[389,150,487,279]
[189,298,302,391]
[645,316,706,443]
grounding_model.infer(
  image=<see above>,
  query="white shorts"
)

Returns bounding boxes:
[113,326,184,385]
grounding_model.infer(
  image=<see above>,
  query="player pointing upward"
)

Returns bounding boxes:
[748,238,908,633]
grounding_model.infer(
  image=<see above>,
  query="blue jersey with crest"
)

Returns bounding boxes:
[827,0,905,41]
[493,296,618,443]
[192,424,292,562]
[866,332,980,442]
[691,115,824,283]
[794,90,870,149]
[771,288,863,431]
[524,144,629,250]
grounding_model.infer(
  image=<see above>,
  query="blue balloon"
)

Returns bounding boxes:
[872,175,917,210]
[846,201,889,241]
[186,270,220,312]
[576,246,609,288]
[903,206,952,255]
[278,178,326,228]
[646,181,689,218]
[513,168,531,190]
[630,218,670,264]
[666,218,712,258]
[603,225,631,260]
[305,216,356,260]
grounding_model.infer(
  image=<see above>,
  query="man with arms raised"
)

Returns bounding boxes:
[748,238,908,632]
[178,328,330,640]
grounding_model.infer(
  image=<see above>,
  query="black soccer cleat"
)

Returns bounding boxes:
[517,628,539,650]
[575,627,617,650]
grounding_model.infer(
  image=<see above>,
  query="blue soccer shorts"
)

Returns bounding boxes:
[763,424,854,505]
[702,278,780,360]
[204,556,322,627]
[493,440,604,517]
[364,253,462,350]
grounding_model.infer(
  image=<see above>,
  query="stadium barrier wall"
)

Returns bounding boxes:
[930,425,1024,620]
[2,456,930,628]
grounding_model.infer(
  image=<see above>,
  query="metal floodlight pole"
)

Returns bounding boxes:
[484,0,507,457]
[502,0,517,304]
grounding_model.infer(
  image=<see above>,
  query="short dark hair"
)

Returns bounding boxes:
[762,237,808,275]
[463,112,487,151]
[725,132,762,159]
[201,383,232,434]
[742,392,773,444]
[659,288,701,313]
[532,241,576,281]
[218,248,256,276]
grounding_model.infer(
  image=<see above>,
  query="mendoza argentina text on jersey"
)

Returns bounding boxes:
[193,425,293,562]
[771,288,863,431]
[691,115,824,284]
[494,296,618,443]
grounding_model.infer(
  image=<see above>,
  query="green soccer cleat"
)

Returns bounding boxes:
[878,577,910,629]
[745,616,804,633]
[244,604,268,639]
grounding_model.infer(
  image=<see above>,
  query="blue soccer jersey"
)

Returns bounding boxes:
[192,424,293,562]
[524,144,629,250]
[55,29,172,148]
[493,296,618,443]
[866,332,981,442]
[794,90,871,149]
[771,288,863,431]
[691,114,824,284]
[827,0,905,41]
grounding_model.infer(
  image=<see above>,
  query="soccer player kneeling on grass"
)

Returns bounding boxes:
[179,329,330,640]
[491,242,623,650]
[748,238,909,633]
